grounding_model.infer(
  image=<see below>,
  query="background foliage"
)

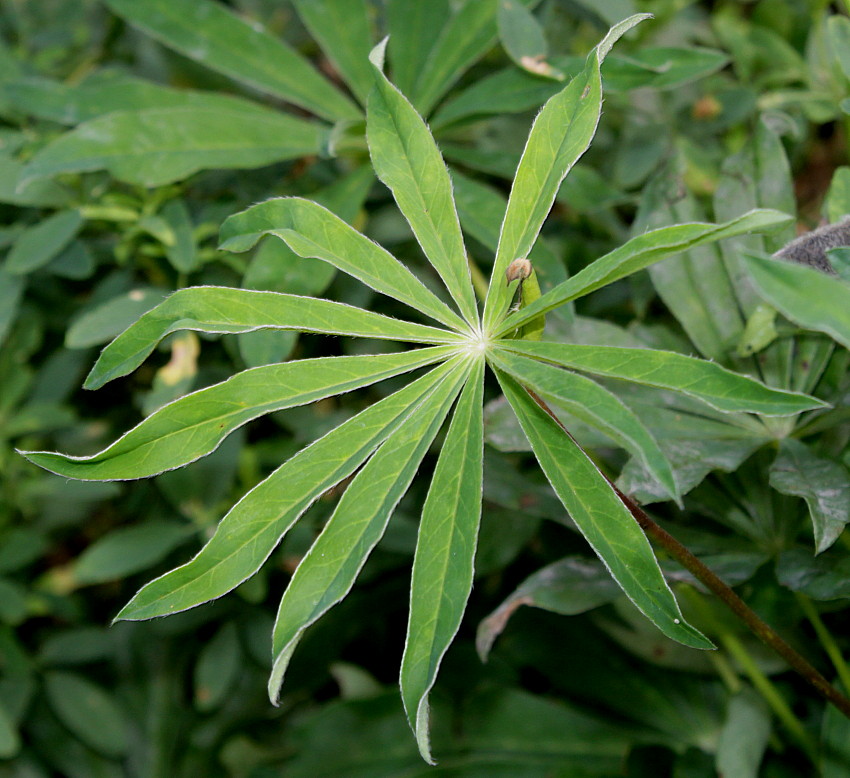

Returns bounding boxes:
[2,0,850,776]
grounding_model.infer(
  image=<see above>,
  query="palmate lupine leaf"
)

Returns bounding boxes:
[116,360,461,621]
[268,357,473,702]
[20,347,454,480]
[83,286,462,390]
[495,341,827,416]
[481,14,651,331]
[495,371,713,651]
[20,14,829,766]
[220,197,469,333]
[401,358,484,764]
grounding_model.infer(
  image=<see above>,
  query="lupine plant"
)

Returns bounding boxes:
[21,15,829,762]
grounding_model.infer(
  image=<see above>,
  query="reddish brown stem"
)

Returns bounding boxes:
[525,387,850,721]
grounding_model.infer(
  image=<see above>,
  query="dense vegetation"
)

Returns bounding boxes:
[3,1,850,776]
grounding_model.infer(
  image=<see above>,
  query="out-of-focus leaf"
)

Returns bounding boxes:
[194,622,240,711]
[2,73,276,125]
[116,363,457,621]
[827,247,850,282]
[7,210,83,275]
[387,0,449,101]
[292,0,373,106]
[102,0,360,121]
[770,439,850,553]
[715,688,770,778]
[23,106,324,188]
[66,287,167,349]
[39,628,114,666]
[495,340,825,416]
[44,672,129,758]
[401,360,483,763]
[822,682,850,778]
[498,0,562,80]
[0,155,71,207]
[744,253,850,350]
[22,347,454,480]
[824,167,850,224]
[0,267,23,345]
[367,41,478,326]
[776,548,850,600]
[477,556,622,660]
[73,520,194,585]
[160,199,197,273]
[84,286,459,390]
[0,701,19,759]
[497,370,712,650]
[603,47,729,91]
[828,15,850,82]
[267,360,470,702]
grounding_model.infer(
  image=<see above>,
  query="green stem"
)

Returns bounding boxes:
[722,630,818,761]
[524,387,850,725]
[706,648,742,694]
[796,593,850,694]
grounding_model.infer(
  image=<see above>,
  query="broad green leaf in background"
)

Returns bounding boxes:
[220,197,469,332]
[44,672,129,758]
[498,209,794,337]
[489,350,678,500]
[495,340,825,416]
[497,0,563,80]
[2,74,280,125]
[84,286,461,390]
[0,267,23,345]
[400,359,484,763]
[193,623,240,712]
[66,287,167,349]
[386,0,449,101]
[367,40,478,326]
[744,253,850,350]
[291,0,374,106]
[715,688,771,778]
[102,0,360,121]
[22,107,324,188]
[482,15,652,330]
[770,439,850,554]
[6,209,83,275]
[268,359,471,702]
[116,362,458,621]
[476,556,622,660]
[0,702,19,759]
[73,521,193,586]
[824,167,850,224]
[21,347,454,481]
[495,371,713,650]
[828,15,850,82]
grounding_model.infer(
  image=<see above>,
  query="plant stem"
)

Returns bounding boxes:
[524,387,850,722]
[722,630,819,761]
[796,593,850,694]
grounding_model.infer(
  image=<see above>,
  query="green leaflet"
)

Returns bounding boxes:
[367,41,478,326]
[496,340,826,416]
[116,362,459,621]
[489,350,678,501]
[22,107,324,188]
[743,253,850,351]
[496,370,713,650]
[219,197,469,333]
[386,0,448,101]
[21,347,454,481]
[401,358,484,764]
[102,0,360,122]
[497,209,794,337]
[84,286,461,390]
[268,358,472,703]
[6,209,83,275]
[482,14,650,331]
